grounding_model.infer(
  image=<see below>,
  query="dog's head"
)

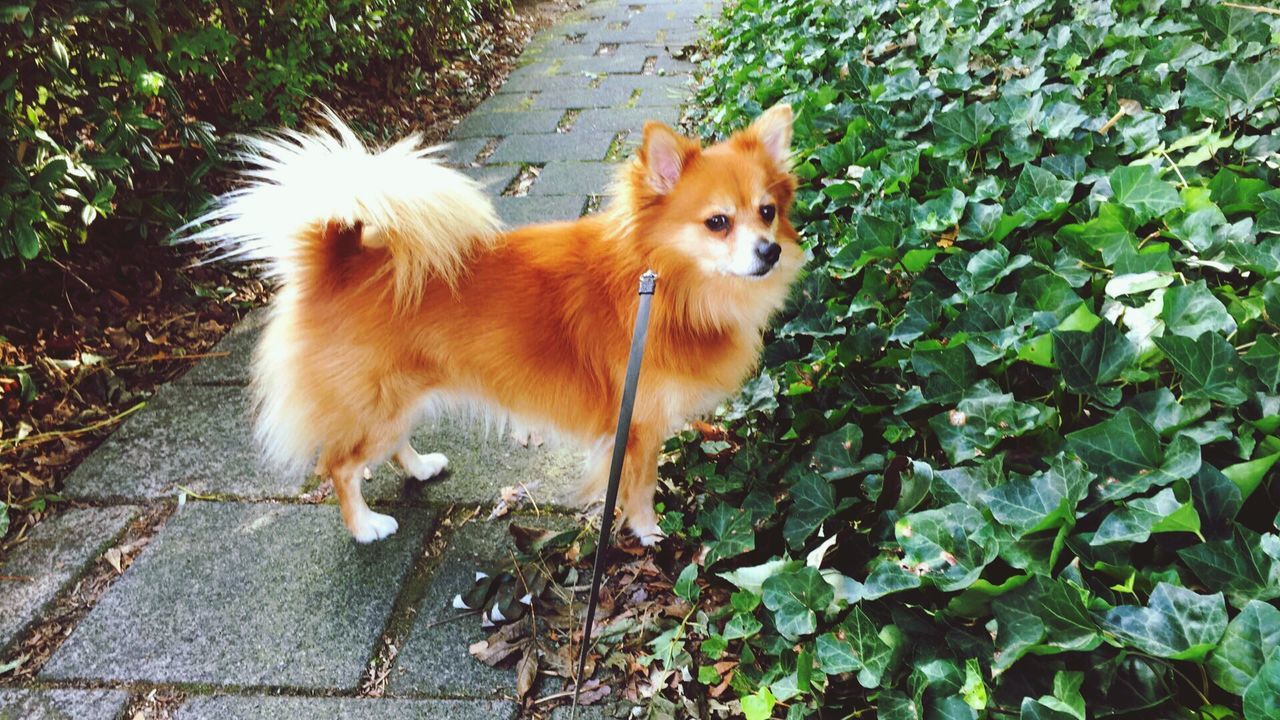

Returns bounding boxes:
[623,104,803,285]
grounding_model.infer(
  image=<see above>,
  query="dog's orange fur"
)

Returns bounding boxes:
[204,105,802,543]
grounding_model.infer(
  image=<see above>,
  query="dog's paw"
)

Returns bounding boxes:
[630,520,666,548]
[350,511,399,543]
[401,451,449,481]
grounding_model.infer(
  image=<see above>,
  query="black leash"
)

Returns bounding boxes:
[571,269,657,717]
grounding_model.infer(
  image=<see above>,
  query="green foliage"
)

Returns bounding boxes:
[1,0,508,262]
[651,0,1280,716]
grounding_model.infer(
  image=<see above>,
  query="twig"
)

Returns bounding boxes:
[0,575,35,582]
[0,401,147,455]
[1160,149,1188,188]
[114,350,230,367]
[1222,1,1280,14]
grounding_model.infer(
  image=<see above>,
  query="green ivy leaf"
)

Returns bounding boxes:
[1110,165,1183,222]
[1208,600,1280,696]
[1244,335,1280,393]
[1161,280,1237,339]
[674,563,700,603]
[1065,407,1201,500]
[991,576,1102,672]
[810,424,864,480]
[930,380,1050,463]
[1052,321,1136,395]
[701,502,756,567]
[1099,582,1227,661]
[784,472,836,548]
[1244,653,1280,720]
[762,567,834,641]
[982,455,1090,537]
[1091,487,1201,545]
[1179,527,1280,609]
[1154,333,1251,406]
[896,503,999,592]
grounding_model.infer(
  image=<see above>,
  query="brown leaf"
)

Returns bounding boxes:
[515,649,539,702]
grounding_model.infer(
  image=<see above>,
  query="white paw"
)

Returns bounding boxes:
[350,511,399,543]
[630,520,666,547]
[401,451,449,481]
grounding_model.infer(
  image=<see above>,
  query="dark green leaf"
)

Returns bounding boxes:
[1099,582,1227,661]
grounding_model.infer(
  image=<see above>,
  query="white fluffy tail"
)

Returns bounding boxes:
[178,114,501,474]
[179,112,501,310]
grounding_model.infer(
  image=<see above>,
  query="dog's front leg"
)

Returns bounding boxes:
[617,424,665,546]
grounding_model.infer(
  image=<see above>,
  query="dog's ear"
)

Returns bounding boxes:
[749,104,794,168]
[641,122,693,195]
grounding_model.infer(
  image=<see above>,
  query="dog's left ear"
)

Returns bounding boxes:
[749,104,794,168]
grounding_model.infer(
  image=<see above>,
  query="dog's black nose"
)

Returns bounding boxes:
[756,240,781,265]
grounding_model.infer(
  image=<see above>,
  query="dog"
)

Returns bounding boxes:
[187,104,803,544]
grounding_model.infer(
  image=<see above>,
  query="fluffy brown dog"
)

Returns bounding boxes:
[190,105,803,543]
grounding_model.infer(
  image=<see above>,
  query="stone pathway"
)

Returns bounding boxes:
[0,1,717,718]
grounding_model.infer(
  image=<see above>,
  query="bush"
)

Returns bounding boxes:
[649,0,1280,717]
[0,0,509,262]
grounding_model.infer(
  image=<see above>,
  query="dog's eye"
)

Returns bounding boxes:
[760,204,776,223]
[704,214,729,232]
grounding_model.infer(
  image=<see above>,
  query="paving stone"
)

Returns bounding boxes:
[529,85,638,110]
[529,162,621,197]
[0,506,138,653]
[178,310,264,386]
[581,26,663,45]
[42,502,434,690]
[0,689,131,720]
[176,695,517,720]
[494,195,589,225]
[486,132,616,163]
[363,418,584,508]
[442,137,496,166]
[460,164,524,194]
[653,55,697,75]
[527,51,649,73]
[598,74,690,99]
[570,106,680,135]
[496,72,597,95]
[471,92,533,116]
[389,516,576,698]
[62,384,299,501]
[449,110,565,139]
[549,704,633,719]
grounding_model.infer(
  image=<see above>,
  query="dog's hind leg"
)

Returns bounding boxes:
[321,442,400,543]
[395,442,449,481]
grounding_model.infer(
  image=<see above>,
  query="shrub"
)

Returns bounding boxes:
[646,0,1280,717]
[0,0,509,262]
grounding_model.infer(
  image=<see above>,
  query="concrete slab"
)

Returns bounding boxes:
[61,385,300,501]
[472,93,535,116]
[497,73,597,95]
[487,133,617,164]
[449,110,566,139]
[178,310,265,386]
[365,418,585,508]
[529,86,637,110]
[570,107,680,135]
[494,195,589,225]
[528,162,621,197]
[460,165,524,195]
[0,506,138,653]
[0,689,130,720]
[176,695,517,720]
[42,502,434,690]
[442,137,495,166]
[388,516,577,698]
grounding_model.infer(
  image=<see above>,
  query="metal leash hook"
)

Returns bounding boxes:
[571,269,657,718]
